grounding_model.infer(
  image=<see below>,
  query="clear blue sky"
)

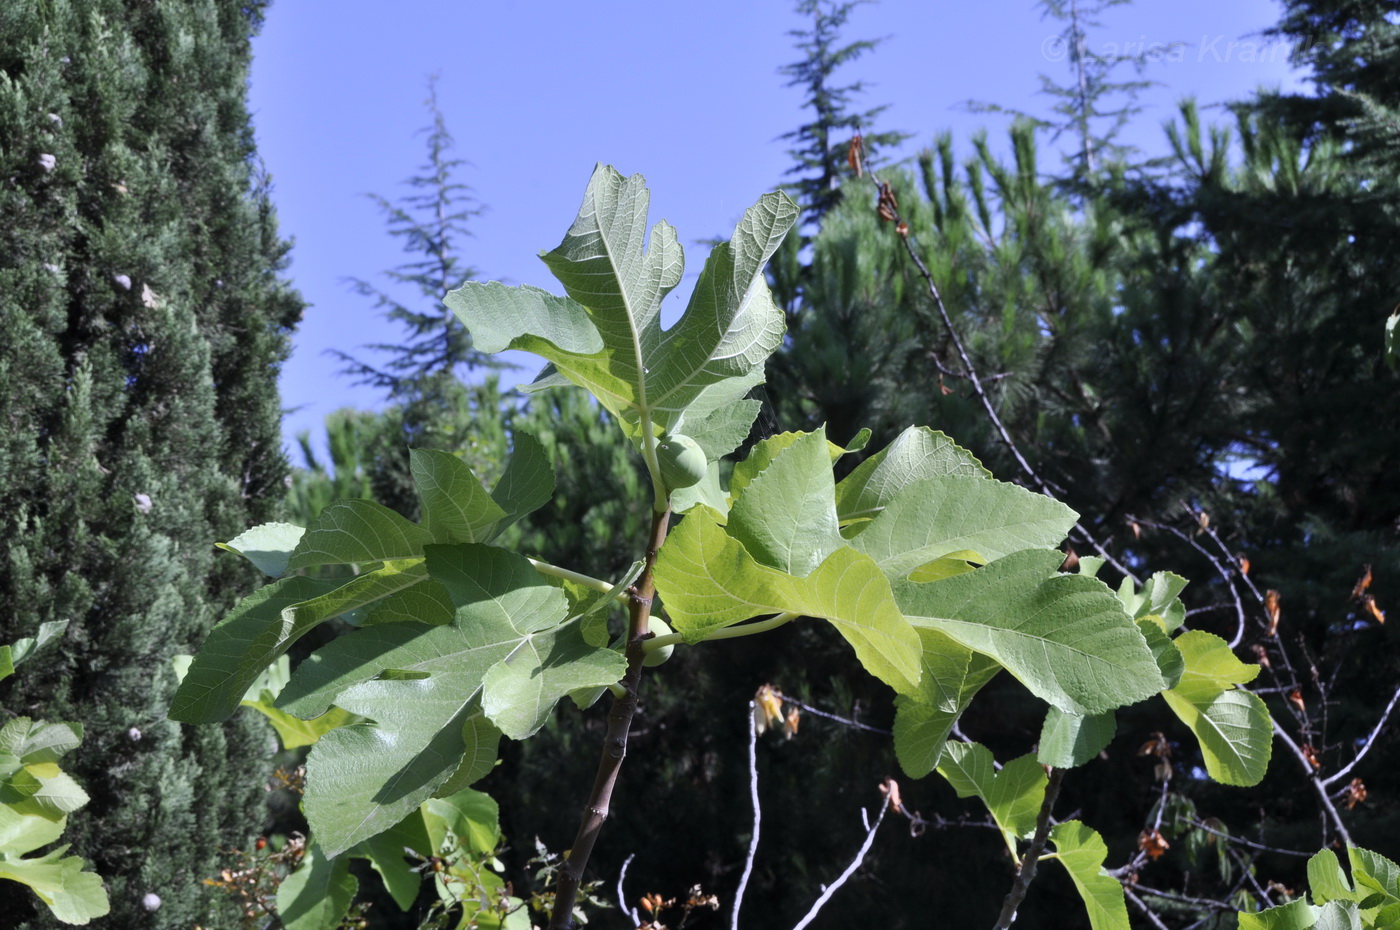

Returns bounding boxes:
[248,0,1303,463]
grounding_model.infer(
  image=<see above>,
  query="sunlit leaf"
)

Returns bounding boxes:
[834,426,990,523]
[1046,821,1130,930]
[1038,708,1116,769]
[655,512,920,694]
[276,843,357,930]
[411,449,506,543]
[217,522,307,578]
[896,550,1163,715]
[446,165,796,442]
[286,500,434,570]
[1161,631,1271,786]
[850,475,1077,580]
[937,742,1046,856]
[726,429,842,577]
[893,629,999,777]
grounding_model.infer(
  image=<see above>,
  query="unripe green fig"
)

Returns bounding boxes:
[643,616,675,667]
[655,432,706,491]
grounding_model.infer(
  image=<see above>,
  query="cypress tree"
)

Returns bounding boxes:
[0,1,302,926]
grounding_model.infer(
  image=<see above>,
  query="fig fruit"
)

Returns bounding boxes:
[643,616,675,667]
[655,432,706,491]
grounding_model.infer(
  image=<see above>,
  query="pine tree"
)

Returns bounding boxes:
[0,2,302,926]
[1261,0,1400,167]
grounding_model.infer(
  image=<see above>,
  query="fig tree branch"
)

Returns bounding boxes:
[991,766,1065,930]
[1321,684,1400,789]
[789,789,892,930]
[549,505,671,930]
[730,701,762,930]
[852,147,1139,585]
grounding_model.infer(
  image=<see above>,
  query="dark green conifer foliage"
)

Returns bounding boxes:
[779,0,908,226]
[1261,0,1400,167]
[1035,0,1152,176]
[333,78,502,402]
[0,1,301,926]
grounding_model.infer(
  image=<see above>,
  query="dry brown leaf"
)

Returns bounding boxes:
[753,684,784,735]
[847,134,863,178]
[782,706,800,739]
[1351,564,1373,601]
[879,777,907,815]
[1264,589,1282,636]
[1138,829,1170,860]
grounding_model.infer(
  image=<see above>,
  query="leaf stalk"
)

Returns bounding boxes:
[641,612,799,654]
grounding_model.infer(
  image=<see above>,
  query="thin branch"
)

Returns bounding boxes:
[1126,882,1237,912]
[1322,685,1400,788]
[1225,843,1274,908]
[789,792,892,930]
[1124,887,1172,930]
[731,702,762,930]
[1271,718,1355,849]
[550,507,672,930]
[778,693,892,735]
[858,157,1138,584]
[1185,819,1312,858]
[1127,513,1248,648]
[992,767,1067,930]
[615,854,639,926]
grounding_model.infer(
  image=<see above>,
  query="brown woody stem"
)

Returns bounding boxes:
[549,505,671,930]
[991,766,1066,930]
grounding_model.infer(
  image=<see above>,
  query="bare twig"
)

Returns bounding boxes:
[1322,685,1400,789]
[852,144,1138,585]
[902,232,1137,583]
[992,767,1067,930]
[1127,882,1237,912]
[1271,718,1355,848]
[777,693,891,735]
[789,792,892,930]
[1225,844,1274,907]
[1185,819,1312,858]
[1124,887,1173,930]
[731,702,762,930]
[1127,513,1248,647]
[616,854,639,926]
[550,507,672,930]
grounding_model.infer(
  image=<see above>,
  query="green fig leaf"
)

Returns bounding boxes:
[937,742,1047,855]
[1046,821,1131,930]
[896,549,1163,716]
[217,522,307,578]
[276,843,357,930]
[1038,708,1116,769]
